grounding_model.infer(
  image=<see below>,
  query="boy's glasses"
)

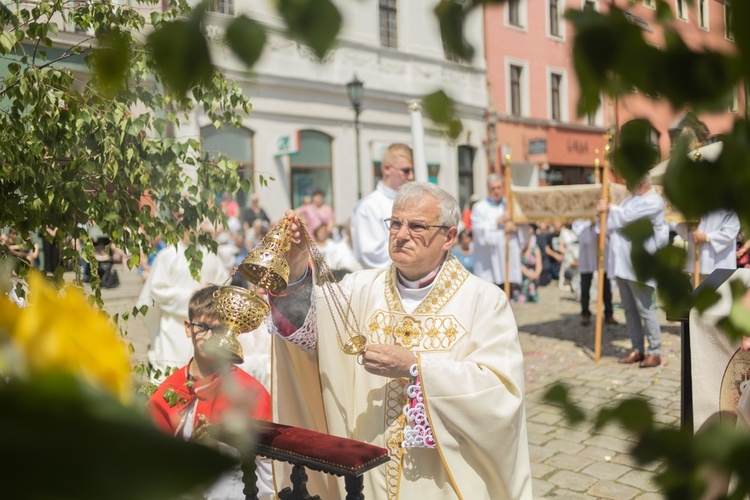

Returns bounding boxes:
[189,322,225,336]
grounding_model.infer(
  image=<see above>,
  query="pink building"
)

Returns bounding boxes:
[484,0,742,186]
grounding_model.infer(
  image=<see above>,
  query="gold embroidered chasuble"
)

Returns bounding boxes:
[270,255,532,500]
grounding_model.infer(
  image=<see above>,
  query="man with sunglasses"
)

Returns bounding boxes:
[351,143,415,270]
[267,182,532,499]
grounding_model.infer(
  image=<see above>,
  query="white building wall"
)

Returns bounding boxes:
[193,0,488,223]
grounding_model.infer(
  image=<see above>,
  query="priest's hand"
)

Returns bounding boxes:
[360,344,416,379]
[283,210,311,282]
[596,200,609,213]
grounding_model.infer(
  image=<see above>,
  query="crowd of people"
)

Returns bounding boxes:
[8,140,750,499]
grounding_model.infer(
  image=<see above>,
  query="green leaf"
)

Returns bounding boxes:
[595,397,653,436]
[0,373,234,499]
[153,117,166,137]
[147,8,213,95]
[612,119,660,188]
[620,218,653,243]
[423,90,464,140]
[693,286,721,314]
[0,2,18,29]
[0,31,17,54]
[542,384,586,424]
[435,0,474,62]
[716,280,750,342]
[162,388,183,407]
[277,0,341,60]
[225,15,266,69]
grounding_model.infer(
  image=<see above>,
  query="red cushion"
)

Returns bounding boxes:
[252,421,390,476]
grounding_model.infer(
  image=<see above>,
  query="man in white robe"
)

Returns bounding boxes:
[598,174,669,368]
[572,219,616,326]
[471,174,524,287]
[674,209,740,280]
[351,143,414,270]
[267,182,532,499]
[137,233,228,380]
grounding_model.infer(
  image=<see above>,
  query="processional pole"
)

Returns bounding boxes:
[594,139,612,363]
[691,148,702,290]
[504,153,513,297]
[693,232,701,289]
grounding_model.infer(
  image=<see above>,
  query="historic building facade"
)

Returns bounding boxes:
[184,0,489,222]
[484,0,742,187]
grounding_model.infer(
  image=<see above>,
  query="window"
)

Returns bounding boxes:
[457,146,476,209]
[549,0,560,37]
[207,0,234,15]
[676,0,687,21]
[545,166,595,185]
[290,131,333,210]
[725,4,734,41]
[508,0,520,26]
[379,0,398,48]
[698,0,708,30]
[550,73,562,121]
[547,69,568,122]
[201,125,254,206]
[510,64,523,116]
[506,0,527,29]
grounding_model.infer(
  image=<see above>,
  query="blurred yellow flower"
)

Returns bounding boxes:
[1,273,132,403]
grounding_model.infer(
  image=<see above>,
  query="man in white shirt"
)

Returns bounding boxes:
[572,219,616,326]
[597,173,669,368]
[471,174,524,288]
[351,143,414,269]
[674,209,741,281]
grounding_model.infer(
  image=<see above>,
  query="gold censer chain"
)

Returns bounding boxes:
[297,220,366,355]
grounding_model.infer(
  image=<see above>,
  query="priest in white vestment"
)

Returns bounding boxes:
[137,233,228,380]
[471,174,524,287]
[674,209,740,279]
[351,143,414,270]
[267,182,532,499]
[598,174,669,368]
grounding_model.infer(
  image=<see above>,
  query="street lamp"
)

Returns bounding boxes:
[346,75,364,200]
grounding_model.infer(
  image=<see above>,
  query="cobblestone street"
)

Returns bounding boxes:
[103,265,682,499]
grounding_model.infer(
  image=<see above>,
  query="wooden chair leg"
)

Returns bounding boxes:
[344,475,365,500]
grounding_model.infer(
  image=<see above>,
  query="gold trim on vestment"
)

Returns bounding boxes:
[384,254,470,316]
[376,255,469,499]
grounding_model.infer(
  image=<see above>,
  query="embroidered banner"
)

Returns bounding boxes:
[509,183,691,223]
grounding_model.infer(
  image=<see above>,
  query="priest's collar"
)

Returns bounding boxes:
[397,262,444,289]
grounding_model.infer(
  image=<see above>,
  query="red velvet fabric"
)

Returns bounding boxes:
[254,421,389,474]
